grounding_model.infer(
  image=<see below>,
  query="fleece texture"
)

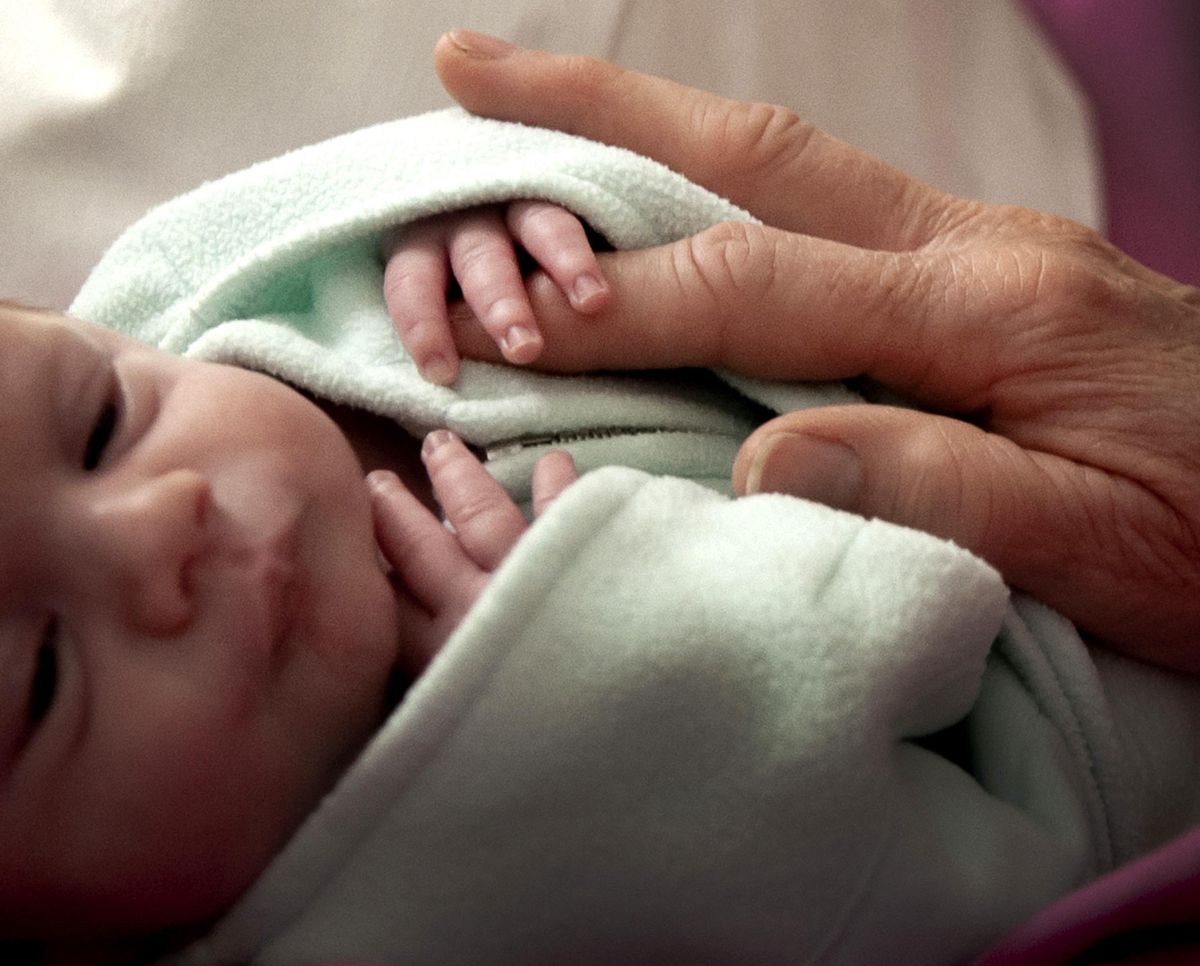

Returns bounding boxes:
[68,109,1200,964]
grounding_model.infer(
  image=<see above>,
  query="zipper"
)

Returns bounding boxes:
[484,427,667,461]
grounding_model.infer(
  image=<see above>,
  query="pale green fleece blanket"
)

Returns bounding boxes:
[70,109,1200,964]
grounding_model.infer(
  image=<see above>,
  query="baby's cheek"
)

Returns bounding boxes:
[123,716,324,926]
[25,717,282,933]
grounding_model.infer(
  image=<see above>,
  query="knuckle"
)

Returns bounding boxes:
[447,493,510,540]
[448,492,493,527]
[699,221,780,282]
[964,208,1134,323]
[510,202,580,255]
[452,237,500,277]
[510,199,563,231]
[678,222,779,364]
[706,99,818,185]
[892,418,982,539]
[913,194,983,248]
[383,260,419,295]
[381,271,410,315]
[907,207,1162,397]
[1027,239,1135,326]
[383,284,437,341]
[876,250,933,318]
[855,251,938,372]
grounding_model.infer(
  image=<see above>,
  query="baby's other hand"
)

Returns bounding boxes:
[368,431,578,671]
[383,201,610,385]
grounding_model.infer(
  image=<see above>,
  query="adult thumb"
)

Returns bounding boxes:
[734,406,1030,551]
[732,403,1188,658]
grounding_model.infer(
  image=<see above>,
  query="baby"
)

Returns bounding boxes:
[5,108,1198,966]
[0,200,599,961]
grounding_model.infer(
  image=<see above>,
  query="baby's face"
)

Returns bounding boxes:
[0,306,400,940]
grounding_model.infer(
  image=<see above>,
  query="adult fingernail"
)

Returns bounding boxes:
[447,29,517,59]
[745,433,862,512]
[500,325,542,363]
[570,274,608,311]
[422,429,455,459]
[420,354,456,386]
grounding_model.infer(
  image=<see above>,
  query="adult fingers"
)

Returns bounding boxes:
[435,31,954,251]
[733,405,1200,671]
[447,206,544,364]
[531,450,579,518]
[506,201,610,313]
[382,224,460,385]
[422,429,528,571]
[453,220,1005,412]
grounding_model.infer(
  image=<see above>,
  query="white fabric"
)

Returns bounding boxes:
[65,105,1197,964]
[164,468,1200,965]
[69,107,843,501]
[170,467,1020,964]
[2,0,1099,310]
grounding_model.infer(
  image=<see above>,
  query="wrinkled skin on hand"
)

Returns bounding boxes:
[433,30,1200,672]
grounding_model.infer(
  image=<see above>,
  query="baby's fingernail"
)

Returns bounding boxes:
[367,469,400,493]
[422,429,456,459]
[570,274,608,311]
[447,29,517,59]
[420,354,456,386]
[500,325,542,363]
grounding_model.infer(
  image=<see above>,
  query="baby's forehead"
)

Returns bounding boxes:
[0,300,117,337]
[0,304,61,407]
[0,303,99,361]
[0,304,130,459]
[0,301,145,367]
[1,304,86,397]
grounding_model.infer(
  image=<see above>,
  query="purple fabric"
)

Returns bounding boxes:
[1020,0,1200,285]
[976,8,1200,961]
[975,825,1200,964]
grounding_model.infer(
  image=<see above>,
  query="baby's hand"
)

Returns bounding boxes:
[368,430,578,671]
[383,201,610,384]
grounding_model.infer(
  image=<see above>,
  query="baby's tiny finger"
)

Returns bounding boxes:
[531,449,579,518]
[383,226,461,385]
[507,201,609,313]
[422,429,528,570]
[391,584,440,674]
[447,207,544,364]
[368,469,469,612]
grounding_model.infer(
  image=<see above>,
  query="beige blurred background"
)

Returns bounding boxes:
[0,0,1098,310]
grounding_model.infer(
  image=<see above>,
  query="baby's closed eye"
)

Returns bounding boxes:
[28,620,59,726]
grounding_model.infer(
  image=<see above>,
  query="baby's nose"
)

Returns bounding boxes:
[86,468,211,637]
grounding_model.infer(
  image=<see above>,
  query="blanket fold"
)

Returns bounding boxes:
[66,109,1199,966]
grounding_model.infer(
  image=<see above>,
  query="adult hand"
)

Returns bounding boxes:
[433,30,1200,672]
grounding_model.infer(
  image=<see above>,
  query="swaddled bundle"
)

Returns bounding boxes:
[72,109,1200,965]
